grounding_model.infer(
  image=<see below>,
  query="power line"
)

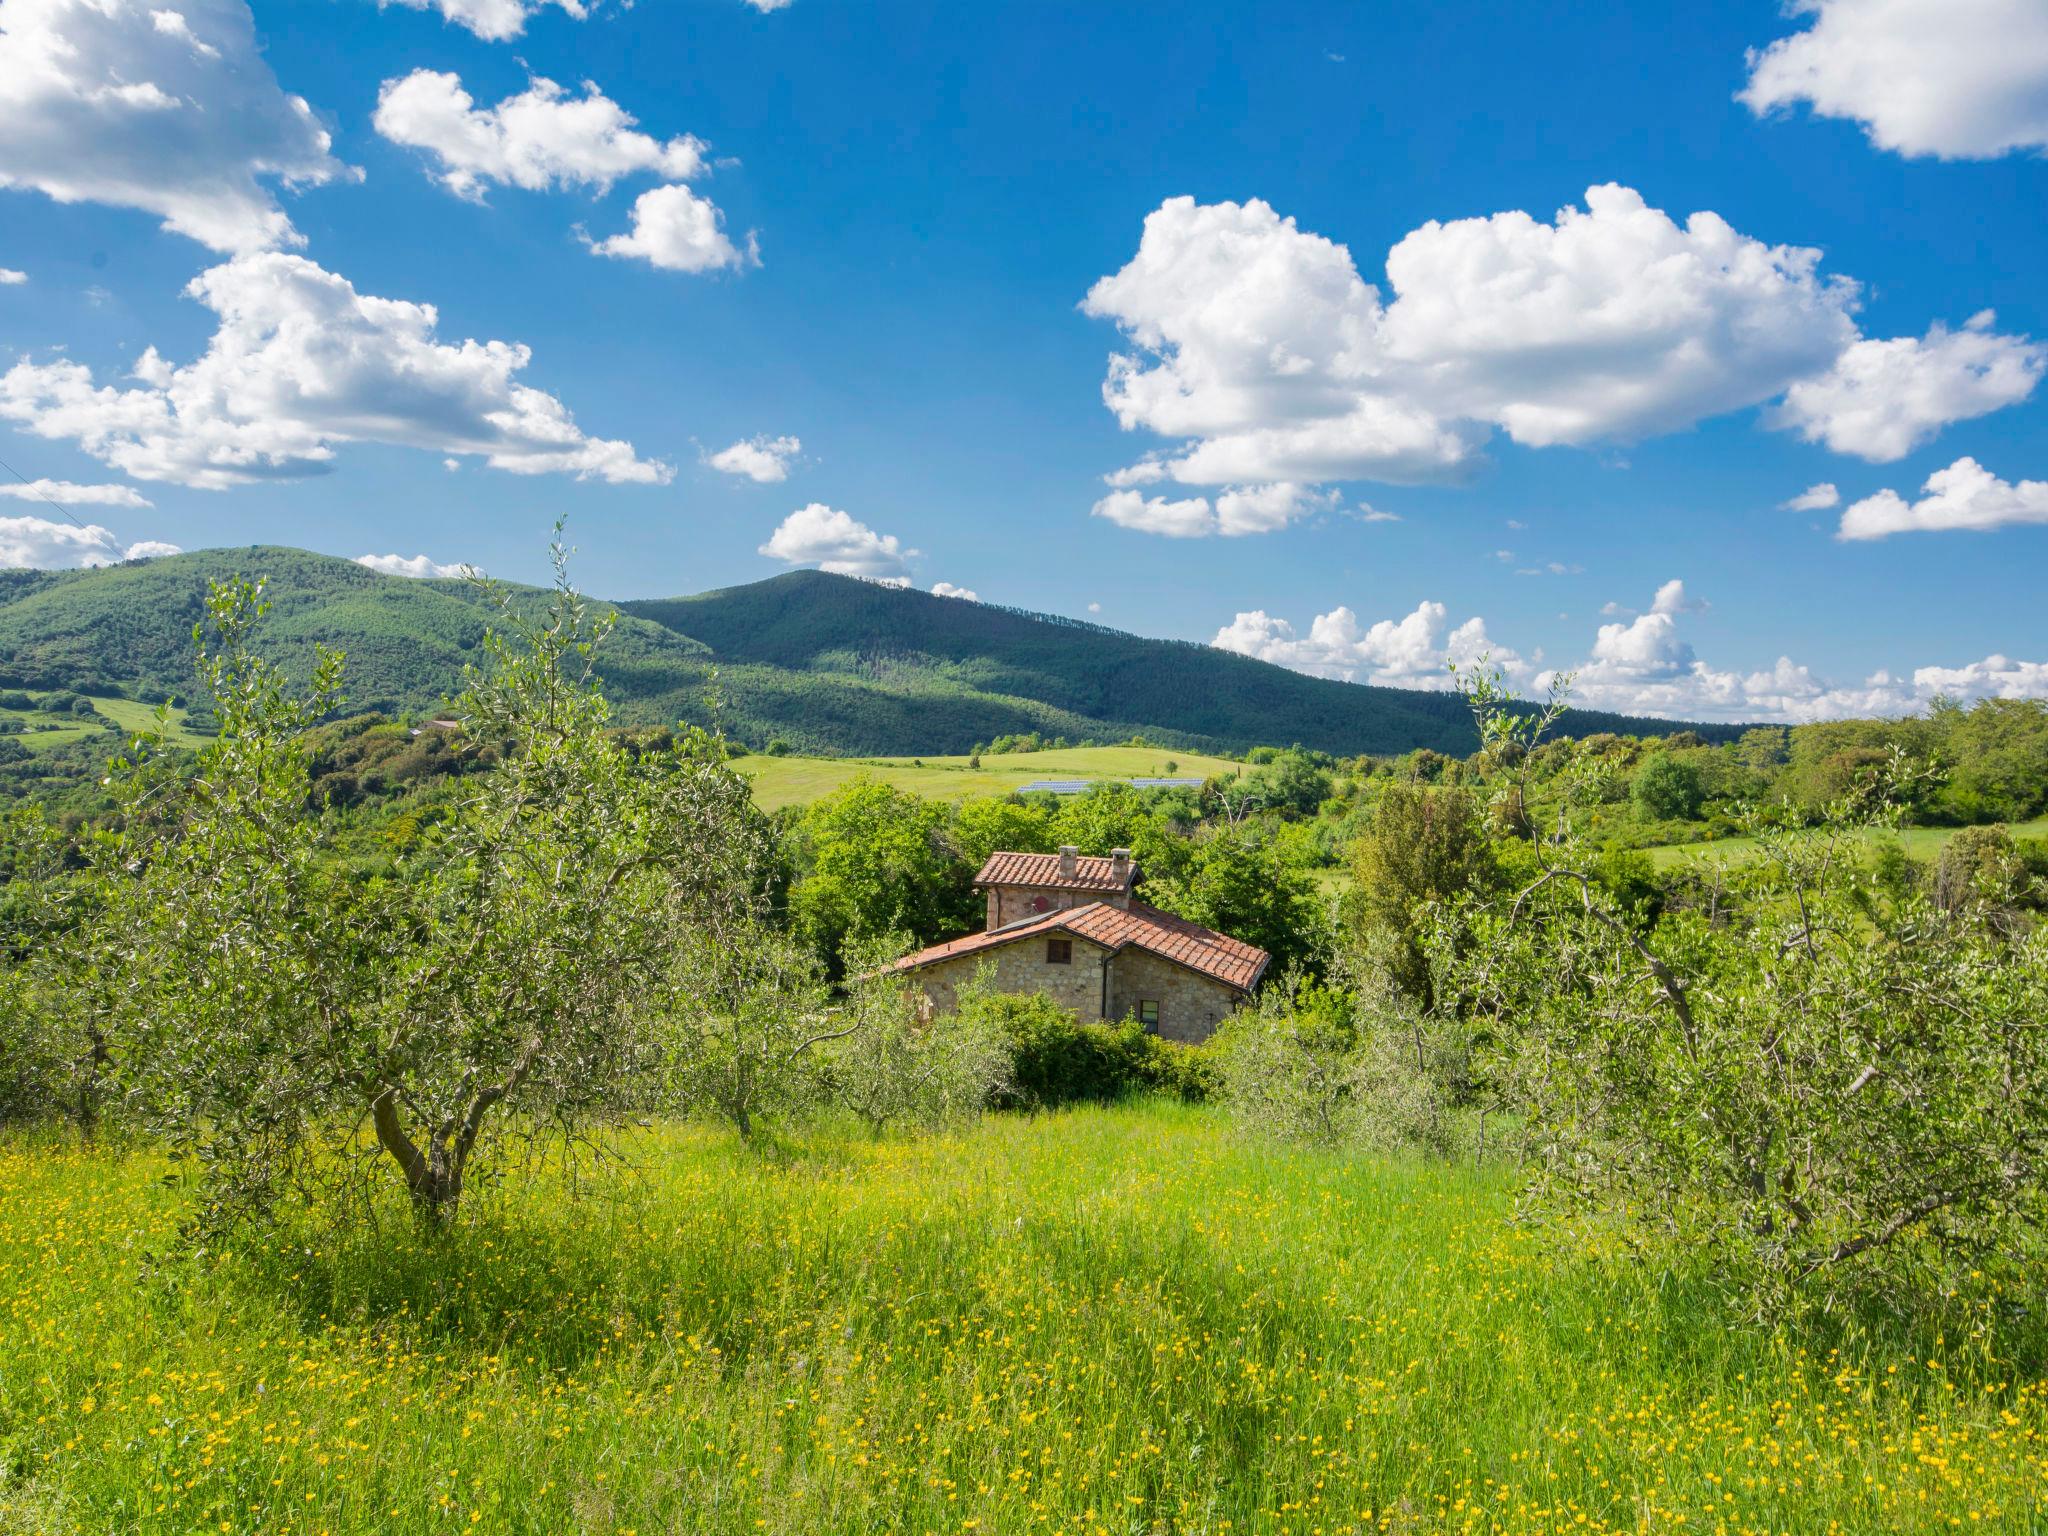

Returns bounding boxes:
[0,451,97,530]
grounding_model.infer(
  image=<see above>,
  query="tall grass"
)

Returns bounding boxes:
[2,1103,2042,1534]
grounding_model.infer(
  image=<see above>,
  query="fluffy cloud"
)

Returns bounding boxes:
[758,504,913,579]
[1083,187,2040,510]
[1089,488,1216,539]
[1221,578,2048,723]
[930,581,978,601]
[373,72,705,200]
[0,514,175,568]
[705,434,800,483]
[0,0,353,252]
[1782,481,1840,511]
[1771,312,2045,461]
[1838,456,2048,540]
[0,268,25,284]
[584,184,751,273]
[355,552,475,579]
[378,0,587,42]
[1090,481,1332,538]
[1213,599,1523,689]
[1740,0,2048,159]
[0,252,667,488]
[0,479,151,507]
[740,0,791,10]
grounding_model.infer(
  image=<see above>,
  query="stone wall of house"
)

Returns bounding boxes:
[910,933,1111,1018]
[1106,949,1243,1044]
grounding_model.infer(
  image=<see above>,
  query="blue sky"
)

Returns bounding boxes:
[1,0,2045,721]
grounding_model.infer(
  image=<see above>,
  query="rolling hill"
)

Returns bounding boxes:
[0,549,1740,757]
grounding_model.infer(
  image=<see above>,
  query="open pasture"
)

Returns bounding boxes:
[728,744,1243,810]
[2,1102,2042,1535]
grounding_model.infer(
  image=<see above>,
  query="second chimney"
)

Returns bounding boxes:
[1109,847,1132,885]
[1058,844,1078,879]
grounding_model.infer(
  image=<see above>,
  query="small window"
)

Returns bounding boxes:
[1046,938,1073,965]
[1137,1000,1160,1031]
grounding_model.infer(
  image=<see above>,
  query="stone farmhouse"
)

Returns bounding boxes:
[888,848,1270,1043]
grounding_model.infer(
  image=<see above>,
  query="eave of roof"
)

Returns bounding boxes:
[890,899,1268,993]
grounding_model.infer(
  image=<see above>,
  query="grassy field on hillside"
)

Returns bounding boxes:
[1,693,209,755]
[728,744,1244,809]
[1645,815,2048,869]
[3,1103,2042,1535]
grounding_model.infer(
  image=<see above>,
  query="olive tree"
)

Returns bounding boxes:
[115,550,762,1227]
[0,808,69,1127]
[823,937,1011,1135]
[657,913,837,1139]
[1440,664,2048,1301]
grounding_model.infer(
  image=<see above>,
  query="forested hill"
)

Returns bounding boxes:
[623,570,1741,752]
[0,549,1739,755]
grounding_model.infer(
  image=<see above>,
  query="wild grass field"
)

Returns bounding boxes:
[727,745,1244,810]
[0,693,209,755]
[1643,815,2048,870]
[3,1102,2042,1536]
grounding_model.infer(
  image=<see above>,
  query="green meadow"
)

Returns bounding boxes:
[728,744,1244,810]
[0,692,210,755]
[3,1102,2043,1536]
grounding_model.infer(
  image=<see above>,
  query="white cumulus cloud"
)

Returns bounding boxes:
[758,503,913,579]
[1782,481,1840,511]
[355,552,476,579]
[373,71,706,200]
[584,183,751,274]
[0,252,668,488]
[1771,312,2045,461]
[705,434,800,483]
[0,513,175,568]
[930,581,978,601]
[0,267,25,284]
[1090,481,1334,538]
[1213,599,1523,689]
[1083,186,2040,514]
[1838,456,2048,540]
[377,0,588,42]
[0,0,354,253]
[0,479,152,507]
[1740,0,2048,159]
[1217,577,2048,723]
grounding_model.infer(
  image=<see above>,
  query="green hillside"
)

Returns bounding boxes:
[0,548,1738,758]
[629,569,1739,754]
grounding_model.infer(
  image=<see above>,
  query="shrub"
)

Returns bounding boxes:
[960,981,1212,1108]
[1445,665,2048,1305]
[0,691,30,710]
[69,697,100,718]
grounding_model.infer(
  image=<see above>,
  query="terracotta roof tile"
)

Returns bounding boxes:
[890,900,1268,993]
[975,850,1136,892]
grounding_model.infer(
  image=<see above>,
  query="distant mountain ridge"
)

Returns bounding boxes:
[0,549,1741,756]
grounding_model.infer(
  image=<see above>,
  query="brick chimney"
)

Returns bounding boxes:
[1109,848,1132,885]
[1058,845,1078,879]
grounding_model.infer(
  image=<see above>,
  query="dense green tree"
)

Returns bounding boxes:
[1631,754,1705,822]
[787,779,974,972]
[1347,781,1497,1000]
[950,794,1055,870]
[1146,823,1327,978]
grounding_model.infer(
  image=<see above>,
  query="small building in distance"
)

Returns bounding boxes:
[889,847,1269,1043]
